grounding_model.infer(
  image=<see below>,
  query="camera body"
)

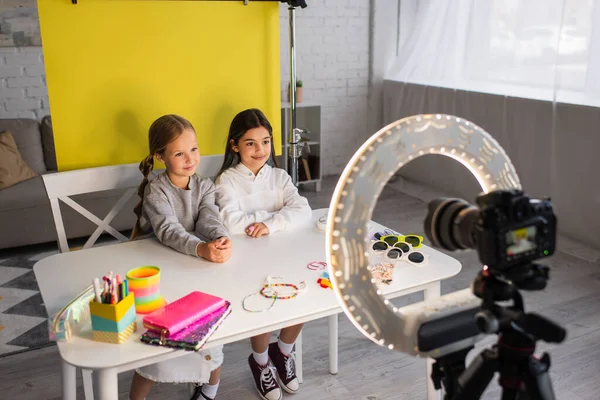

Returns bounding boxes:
[425,189,556,273]
[475,190,556,271]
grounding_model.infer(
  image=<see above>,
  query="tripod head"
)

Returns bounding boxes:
[471,263,566,343]
[432,263,566,399]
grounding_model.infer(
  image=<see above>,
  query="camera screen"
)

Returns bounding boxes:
[506,226,537,256]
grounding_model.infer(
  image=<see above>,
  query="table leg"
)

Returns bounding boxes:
[62,361,77,400]
[93,368,119,400]
[82,368,95,400]
[424,282,442,400]
[295,331,303,384]
[328,314,338,375]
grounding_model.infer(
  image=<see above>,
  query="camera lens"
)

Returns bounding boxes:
[424,197,479,251]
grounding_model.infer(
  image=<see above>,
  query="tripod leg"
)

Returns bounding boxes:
[501,389,520,400]
[430,347,472,399]
[452,348,498,400]
[523,353,556,400]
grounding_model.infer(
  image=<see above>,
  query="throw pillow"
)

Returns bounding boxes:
[0,130,38,190]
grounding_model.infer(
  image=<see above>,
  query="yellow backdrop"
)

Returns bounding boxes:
[38,0,281,171]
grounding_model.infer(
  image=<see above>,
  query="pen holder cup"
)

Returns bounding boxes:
[89,292,137,344]
[126,265,167,314]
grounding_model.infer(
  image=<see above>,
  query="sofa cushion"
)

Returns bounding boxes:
[0,175,47,212]
[40,115,57,171]
[0,119,46,174]
[0,131,38,190]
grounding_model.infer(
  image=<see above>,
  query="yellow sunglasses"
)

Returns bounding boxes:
[379,234,424,249]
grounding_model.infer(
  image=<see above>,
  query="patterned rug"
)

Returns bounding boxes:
[0,235,123,358]
[0,241,59,358]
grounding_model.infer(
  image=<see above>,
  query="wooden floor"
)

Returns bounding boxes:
[1,175,599,400]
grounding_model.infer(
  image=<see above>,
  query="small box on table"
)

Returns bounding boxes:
[89,292,137,344]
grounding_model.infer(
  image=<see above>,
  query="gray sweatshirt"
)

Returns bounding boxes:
[139,172,229,257]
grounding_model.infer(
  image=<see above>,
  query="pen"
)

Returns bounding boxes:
[115,274,122,301]
[92,278,102,303]
[111,278,118,304]
[102,276,110,303]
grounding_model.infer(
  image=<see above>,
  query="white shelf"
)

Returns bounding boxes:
[280,104,322,192]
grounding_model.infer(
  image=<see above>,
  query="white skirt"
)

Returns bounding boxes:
[136,345,224,384]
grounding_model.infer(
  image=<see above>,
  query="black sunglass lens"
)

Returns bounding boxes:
[408,252,425,263]
[405,236,420,246]
[384,236,398,246]
[394,242,410,252]
[372,242,387,251]
[387,249,402,259]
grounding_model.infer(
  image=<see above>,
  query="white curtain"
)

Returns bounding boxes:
[383,0,600,250]
[388,0,600,106]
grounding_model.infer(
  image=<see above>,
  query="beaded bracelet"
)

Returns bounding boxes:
[242,276,307,313]
[242,293,277,313]
[260,283,300,300]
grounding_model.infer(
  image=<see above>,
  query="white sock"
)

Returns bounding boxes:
[278,339,294,355]
[253,349,269,366]
[202,380,219,399]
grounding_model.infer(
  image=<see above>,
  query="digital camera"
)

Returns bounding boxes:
[424,189,556,271]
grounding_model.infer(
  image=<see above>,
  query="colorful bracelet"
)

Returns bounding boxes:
[260,283,300,300]
[242,276,307,313]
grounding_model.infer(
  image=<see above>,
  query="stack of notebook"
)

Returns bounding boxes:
[140,291,231,351]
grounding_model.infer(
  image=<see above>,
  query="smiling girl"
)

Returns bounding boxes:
[129,114,231,400]
[214,108,311,400]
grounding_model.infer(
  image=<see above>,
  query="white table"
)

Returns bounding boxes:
[34,209,461,400]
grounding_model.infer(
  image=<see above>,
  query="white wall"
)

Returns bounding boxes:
[368,0,399,136]
[1,1,374,176]
[279,1,371,175]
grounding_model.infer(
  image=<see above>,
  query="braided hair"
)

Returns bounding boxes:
[130,114,195,240]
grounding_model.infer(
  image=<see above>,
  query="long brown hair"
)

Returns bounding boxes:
[130,114,195,240]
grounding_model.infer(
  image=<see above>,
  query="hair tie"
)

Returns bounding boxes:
[307,261,327,271]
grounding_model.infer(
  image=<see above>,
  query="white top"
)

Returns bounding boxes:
[214,163,312,234]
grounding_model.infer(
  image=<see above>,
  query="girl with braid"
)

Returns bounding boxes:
[128,114,231,400]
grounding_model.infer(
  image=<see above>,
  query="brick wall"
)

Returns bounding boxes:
[279,1,371,175]
[0,46,47,119]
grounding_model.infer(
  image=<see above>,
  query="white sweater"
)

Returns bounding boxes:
[215,163,312,234]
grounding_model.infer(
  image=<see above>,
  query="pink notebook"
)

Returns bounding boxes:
[141,302,231,351]
[143,291,227,337]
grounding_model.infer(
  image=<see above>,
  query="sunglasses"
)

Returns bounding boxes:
[370,240,428,266]
[371,229,397,240]
[375,233,424,249]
